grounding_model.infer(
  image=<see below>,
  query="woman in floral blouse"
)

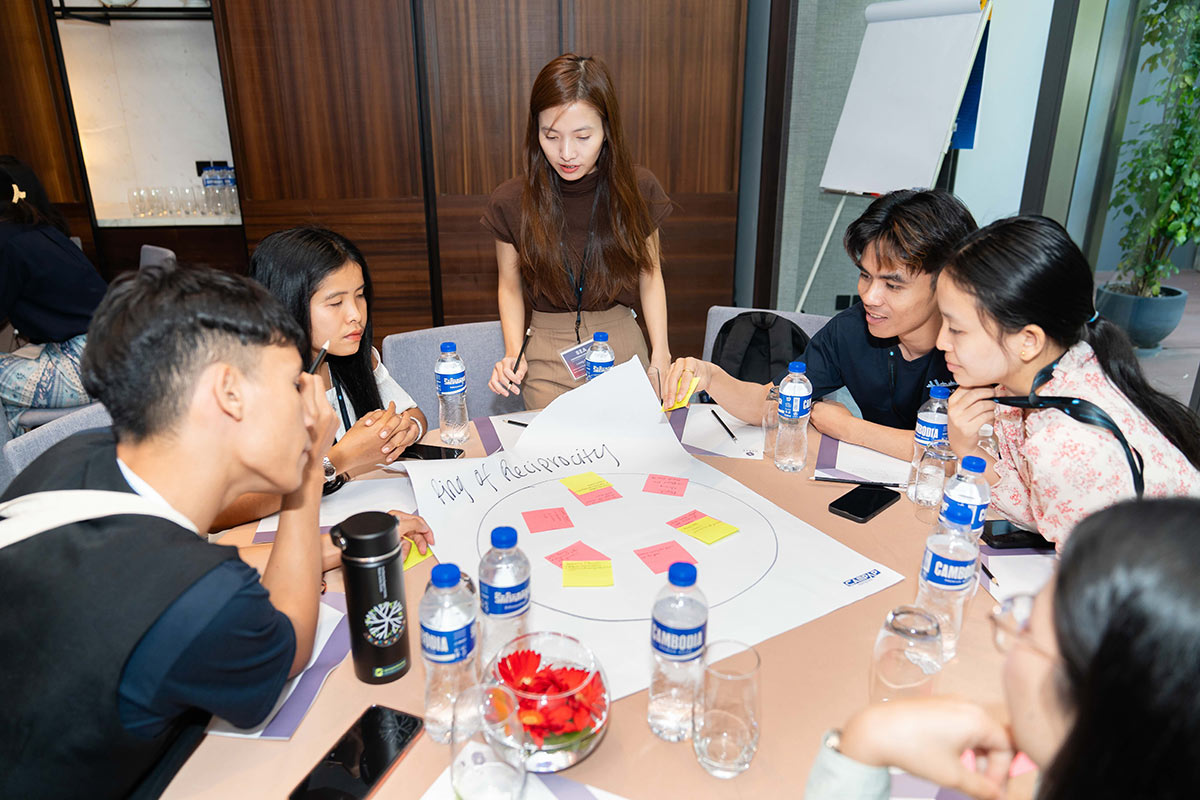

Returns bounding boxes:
[935,215,1200,544]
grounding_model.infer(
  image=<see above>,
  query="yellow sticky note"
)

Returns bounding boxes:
[559,472,613,496]
[562,560,614,587]
[679,516,739,545]
[403,541,435,571]
[662,376,701,412]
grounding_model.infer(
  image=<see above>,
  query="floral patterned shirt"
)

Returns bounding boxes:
[991,342,1200,544]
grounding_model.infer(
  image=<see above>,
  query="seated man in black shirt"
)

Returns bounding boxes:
[663,189,977,460]
[0,265,428,797]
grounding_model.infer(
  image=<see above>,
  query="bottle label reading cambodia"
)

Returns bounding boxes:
[779,392,811,420]
[651,619,706,660]
[941,497,988,530]
[420,621,475,663]
[585,358,614,380]
[435,370,466,395]
[480,579,530,617]
[920,548,976,589]
[915,417,948,446]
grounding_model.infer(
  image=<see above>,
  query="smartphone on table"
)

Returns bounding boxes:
[981,519,1055,550]
[289,705,423,800]
[828,485,900,523]
[399,443,465,460]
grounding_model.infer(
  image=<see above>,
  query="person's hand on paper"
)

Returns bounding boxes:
[489,356,528,397]
[390,509,435,561]
[839,697,1015,800]
[947,386,996,459]
[662,356,713,410]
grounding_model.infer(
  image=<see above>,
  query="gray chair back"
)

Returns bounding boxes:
[0,403,112,494]
[139,245,177,269]
[701,306,832,361]
[381,321,525,423]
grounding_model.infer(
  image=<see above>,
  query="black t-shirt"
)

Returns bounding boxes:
[774,304,955,429]
[0,222,107,343]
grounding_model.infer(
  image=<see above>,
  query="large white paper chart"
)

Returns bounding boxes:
[405,360,902,700]
[254,474,417,534]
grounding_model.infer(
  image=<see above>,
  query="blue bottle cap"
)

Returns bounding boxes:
[668,562,697,587]
[431,564,461,588]
[943,504,973,526]
[594,332,609,342]
[789,361,806,374]
[930,386,951,399]
[962,456,986,474]
[440,342,456,353]
[491,526,517,549]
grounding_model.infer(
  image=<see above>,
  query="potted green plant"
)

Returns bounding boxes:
[1100,0,1199,350]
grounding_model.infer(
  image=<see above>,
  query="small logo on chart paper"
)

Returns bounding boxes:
[843,569,881,587]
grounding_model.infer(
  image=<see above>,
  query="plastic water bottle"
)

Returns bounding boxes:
[914,504,977,661]
[477,525,530,670]
[774,361,812,472]
[939,455,990,535]
[436,341,469,445]
[648,562,707,742]
[976,422,999,461]
[906,387,951,501]
[419,563,479,743]
[585,331,615,380]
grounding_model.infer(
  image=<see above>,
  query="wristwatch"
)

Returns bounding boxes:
[322,456,338,482]
[822,728,843,754]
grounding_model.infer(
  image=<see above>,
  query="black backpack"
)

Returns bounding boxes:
[709,311,810,386]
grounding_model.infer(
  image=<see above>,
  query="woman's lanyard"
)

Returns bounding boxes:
[330,371,354,434]
[559,188,603,344]
[993,359,1145,497]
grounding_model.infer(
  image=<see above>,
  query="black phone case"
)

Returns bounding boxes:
[981,525,1055,550]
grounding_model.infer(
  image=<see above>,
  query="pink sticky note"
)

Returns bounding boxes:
[643,474,689,497]
[634,540,697,574]
[667,509,706,529]
[959,749,1037,778]
[572,486,622,506]
[545,540,610,568]
[522,507,574,533]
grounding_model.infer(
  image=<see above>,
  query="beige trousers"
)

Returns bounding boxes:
[521,305,649,410]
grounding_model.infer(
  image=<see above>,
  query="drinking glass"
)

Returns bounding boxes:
[911,439,957,523]
[869,606,942,702]
[761,386,779,460]
[180,185,197,215]
[692,640,760,779]
[127,187,148,218]
[451,684,526,800]
[147,187,166,216]
[165,186,181,216]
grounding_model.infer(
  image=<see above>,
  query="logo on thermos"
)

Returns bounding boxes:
[363,600,406,646]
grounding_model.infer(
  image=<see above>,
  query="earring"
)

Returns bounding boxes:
[1020,350,1027,359]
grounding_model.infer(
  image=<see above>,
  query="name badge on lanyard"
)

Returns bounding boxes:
[559,338,595,382]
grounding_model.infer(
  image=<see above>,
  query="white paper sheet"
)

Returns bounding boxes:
[419,766,630,800]
[490,409,541,453]
[813,438,911,487]
[980,549,1058,603]
[255,474,417,533]
[681,403,766,459]
[404,360,902,701]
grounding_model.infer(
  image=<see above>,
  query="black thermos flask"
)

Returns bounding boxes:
[331,511,412,683]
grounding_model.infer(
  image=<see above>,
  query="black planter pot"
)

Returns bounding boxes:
[1094,284,1189,351]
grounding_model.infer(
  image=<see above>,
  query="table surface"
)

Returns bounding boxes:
[163,420,1021,799]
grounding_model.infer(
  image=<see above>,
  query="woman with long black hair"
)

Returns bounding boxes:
[935,215,1200,544]
[483,54,673,408]
[807,498,1200,799]
[0,159,107,433]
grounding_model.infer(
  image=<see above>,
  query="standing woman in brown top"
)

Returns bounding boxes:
[482,54,673,409]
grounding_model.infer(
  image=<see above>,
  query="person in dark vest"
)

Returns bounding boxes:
[662,189,976,460]
[0,264,400,797]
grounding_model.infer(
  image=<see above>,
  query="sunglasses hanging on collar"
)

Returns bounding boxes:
[992,358,1145,497]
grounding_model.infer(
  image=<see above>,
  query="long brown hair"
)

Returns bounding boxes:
[518,54,654,308]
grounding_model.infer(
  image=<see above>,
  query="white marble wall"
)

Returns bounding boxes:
[57,14,233,220]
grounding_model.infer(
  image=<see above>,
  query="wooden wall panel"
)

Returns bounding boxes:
[94,225,249,282]
[212,0,432,341]
[430,0,745,359]
[0,0,96,261]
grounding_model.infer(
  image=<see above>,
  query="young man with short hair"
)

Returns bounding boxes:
[0,265,412,796]
[663,189,977,460]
